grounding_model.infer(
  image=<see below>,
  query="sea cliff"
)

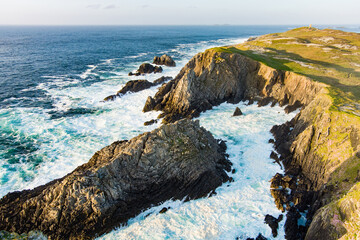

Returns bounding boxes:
[143,27,360,239]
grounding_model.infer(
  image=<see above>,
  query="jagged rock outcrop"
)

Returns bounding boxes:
[128,63,163,76]
[104,77,172,101]
[0,119,231,240]
[153,54,176,67]
[143,49,324,123]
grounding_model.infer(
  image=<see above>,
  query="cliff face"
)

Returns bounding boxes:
[0,119,231,239]
[144,49,324,123]
[144,49,360,239]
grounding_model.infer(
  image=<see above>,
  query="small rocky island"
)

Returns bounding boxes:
[0,119,231,239]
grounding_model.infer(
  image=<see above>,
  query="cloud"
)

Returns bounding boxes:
[141,5,150,8]
[86,4,101,9]
[104,4,117,10]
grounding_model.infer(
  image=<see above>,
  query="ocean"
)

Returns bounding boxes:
[0,25,307,239]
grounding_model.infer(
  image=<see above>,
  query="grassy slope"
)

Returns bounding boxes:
[214,27,360,238]
[214,27,360,116]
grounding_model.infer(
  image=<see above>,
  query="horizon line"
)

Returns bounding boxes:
[0,23,359,27]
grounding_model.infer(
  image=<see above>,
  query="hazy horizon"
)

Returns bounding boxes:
[1,0,359,26]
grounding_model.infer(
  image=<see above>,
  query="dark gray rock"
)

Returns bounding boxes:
[232,107,243,116]
[0,119,231,240]
[144,119,157,126]
[129,63,163,76]
[264,214,283,237]
[103,80,154,101]
[104,77,173,102]
[117,79,154,95]
[153,54,176,67]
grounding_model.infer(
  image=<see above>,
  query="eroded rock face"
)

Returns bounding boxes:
[153,54,176,67]
[0,119,231,240]
[143,49,324,123]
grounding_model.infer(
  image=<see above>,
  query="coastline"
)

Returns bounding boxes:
[1,26,359,239]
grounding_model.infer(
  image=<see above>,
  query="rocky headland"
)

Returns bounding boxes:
[0,119,231,239]
[143,27,360,239]
[1,27,359,240]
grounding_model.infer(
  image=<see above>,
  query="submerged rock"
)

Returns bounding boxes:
[0,119,231,239]
[232,107,243,116]
[153,54,176,67]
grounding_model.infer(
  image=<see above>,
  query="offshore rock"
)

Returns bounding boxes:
[104,77,172,102]
[0,119,231,240]
[153,76,173,85]
[128,63,163,76]
[153,54,176,67]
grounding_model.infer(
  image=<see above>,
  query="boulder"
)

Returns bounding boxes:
[232,107,243,116]
[153,54,176,67]
[0,119,231,240]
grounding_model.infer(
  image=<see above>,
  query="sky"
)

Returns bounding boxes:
[0,0,359,26]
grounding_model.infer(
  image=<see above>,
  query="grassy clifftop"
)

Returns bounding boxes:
[214,27,360,116]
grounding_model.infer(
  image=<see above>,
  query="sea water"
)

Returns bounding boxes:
[0,25,297,239]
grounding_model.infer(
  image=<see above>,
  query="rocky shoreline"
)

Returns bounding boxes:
[0,119,231,239]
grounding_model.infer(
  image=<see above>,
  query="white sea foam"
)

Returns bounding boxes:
[80,64,97,79]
